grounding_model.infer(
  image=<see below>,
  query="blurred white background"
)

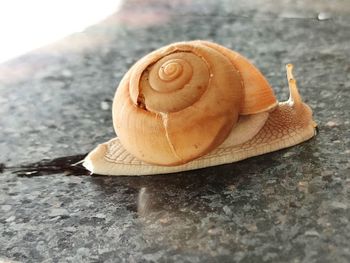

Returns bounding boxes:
[0,0,123,63]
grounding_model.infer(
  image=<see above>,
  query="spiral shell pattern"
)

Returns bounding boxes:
[138,52,210,113]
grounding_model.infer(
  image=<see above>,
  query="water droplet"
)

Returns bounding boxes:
[61,69,73,78]
[317,12,332,21]
[100,101,110,111]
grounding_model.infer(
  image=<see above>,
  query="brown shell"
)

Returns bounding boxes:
[112,41,277,166]
[197,41,278,114]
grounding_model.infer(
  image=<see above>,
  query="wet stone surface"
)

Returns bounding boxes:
[0,0,350,262]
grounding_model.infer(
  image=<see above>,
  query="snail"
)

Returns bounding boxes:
[83,40,317,176]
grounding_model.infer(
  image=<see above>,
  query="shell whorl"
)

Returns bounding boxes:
[135,51,210,113]
[113,41,245,165]
[157,59,188,82]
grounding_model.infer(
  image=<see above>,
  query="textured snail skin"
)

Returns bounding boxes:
[83,41,317,176]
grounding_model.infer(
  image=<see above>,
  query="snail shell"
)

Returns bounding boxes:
[114,41,277,165]
[83,41,317,176]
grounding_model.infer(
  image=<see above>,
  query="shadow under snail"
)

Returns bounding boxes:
[83,40,317,176]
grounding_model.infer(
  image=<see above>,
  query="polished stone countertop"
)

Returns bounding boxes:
[1,0,349,262]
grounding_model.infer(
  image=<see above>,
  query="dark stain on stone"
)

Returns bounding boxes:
[0,163,5,173]
[2,154,89,177]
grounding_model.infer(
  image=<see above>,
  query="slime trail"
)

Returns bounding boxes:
[1,154,89,177]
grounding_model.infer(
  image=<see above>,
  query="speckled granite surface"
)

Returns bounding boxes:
[0,0,349,262]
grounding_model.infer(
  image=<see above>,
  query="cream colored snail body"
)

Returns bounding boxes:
[83,41,317,176]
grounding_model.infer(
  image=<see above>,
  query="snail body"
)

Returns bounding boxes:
[83,41,317,176]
